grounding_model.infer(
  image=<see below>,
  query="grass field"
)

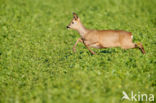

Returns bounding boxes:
[0,0,156,103]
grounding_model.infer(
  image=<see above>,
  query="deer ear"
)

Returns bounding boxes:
[73,12,78,20]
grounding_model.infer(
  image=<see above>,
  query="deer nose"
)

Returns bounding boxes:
[66,26,70,28]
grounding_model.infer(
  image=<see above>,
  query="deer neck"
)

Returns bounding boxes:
[76,21,88,38]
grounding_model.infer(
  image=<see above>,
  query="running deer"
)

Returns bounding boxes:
[66,13,145,55]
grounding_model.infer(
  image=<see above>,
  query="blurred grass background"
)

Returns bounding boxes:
[0,0,156,103]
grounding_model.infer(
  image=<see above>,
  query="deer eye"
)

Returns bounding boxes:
[72,22,74,24]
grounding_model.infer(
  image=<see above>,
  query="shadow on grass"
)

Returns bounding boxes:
[100,50,113,54]
[79,50,114,55]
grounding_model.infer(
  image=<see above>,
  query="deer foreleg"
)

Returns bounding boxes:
[73,38,83,52]
[82,41,96,55]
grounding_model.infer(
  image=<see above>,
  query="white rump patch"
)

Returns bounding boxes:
[131,35,133,39]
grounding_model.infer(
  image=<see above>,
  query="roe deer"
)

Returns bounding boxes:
[66,13,145,55]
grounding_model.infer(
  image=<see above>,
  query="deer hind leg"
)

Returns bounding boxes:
[121,43,136,49]
[120,35,145,54]
[121,42,145,54]
[135,43,145,54]
[120,34,135,49]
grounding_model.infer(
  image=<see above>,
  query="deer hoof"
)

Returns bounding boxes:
[91,52,96,55]
[73,48,76,53]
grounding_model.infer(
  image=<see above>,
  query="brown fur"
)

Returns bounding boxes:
[67,13,145,54]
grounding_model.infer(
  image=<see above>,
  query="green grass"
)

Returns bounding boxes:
[0,0,156,103]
